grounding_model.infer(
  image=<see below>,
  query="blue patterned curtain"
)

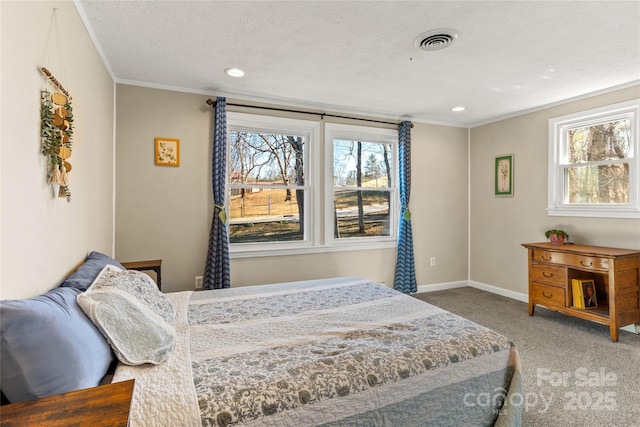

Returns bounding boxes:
[203,98,230,289]
[393,121,417,294]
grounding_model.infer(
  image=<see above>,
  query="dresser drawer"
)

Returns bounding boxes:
[532,250,609,272]
[530,282,565,309]
[530,263,566,286]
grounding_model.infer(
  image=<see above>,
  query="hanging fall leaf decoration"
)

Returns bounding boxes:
[41,9,74,202]
[41,87,74,202]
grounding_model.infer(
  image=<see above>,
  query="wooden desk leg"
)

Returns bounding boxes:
[527,250,535,316]
[608,270,618,342]
[609,306,619,342]
[609,325,619,342]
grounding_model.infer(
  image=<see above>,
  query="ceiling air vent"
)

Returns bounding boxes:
[414,28,458,51]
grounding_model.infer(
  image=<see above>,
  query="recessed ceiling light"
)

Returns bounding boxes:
[451,106,466,112]
[225,68,245,77]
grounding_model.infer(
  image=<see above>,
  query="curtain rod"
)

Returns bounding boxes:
[205,98,412,127]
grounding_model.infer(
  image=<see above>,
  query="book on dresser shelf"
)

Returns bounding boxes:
[571,279,597,310]
[571,279,584,309]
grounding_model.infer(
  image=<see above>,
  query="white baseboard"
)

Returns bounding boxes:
[416,280,528,303]
[416,281,468,293]
[468,280,529,303]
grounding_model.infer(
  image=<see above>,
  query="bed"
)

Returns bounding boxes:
[114,277,522,427]
[0,253,522,426]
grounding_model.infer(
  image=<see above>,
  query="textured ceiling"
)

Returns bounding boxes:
[76,0,640,127]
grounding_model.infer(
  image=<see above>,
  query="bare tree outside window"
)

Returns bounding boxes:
[566,119,630,204]
[228,130,305,243]
[332,139,393,238]
[548,99,639,218]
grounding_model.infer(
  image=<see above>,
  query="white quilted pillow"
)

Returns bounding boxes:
[77,265,175,365]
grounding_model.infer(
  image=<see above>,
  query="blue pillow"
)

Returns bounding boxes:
[60,251,124,291]
[0,287,114,403]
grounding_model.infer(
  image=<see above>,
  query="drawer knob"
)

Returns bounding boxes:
[542,255,552,261]
[542,292,553,299]
[580,261,593,267]
[542,272,553,278]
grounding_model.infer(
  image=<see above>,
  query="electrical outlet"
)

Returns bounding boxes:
[430,257,436,267]
[195,276,203,289]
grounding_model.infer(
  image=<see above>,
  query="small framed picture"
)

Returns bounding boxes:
[155,138,180,166]
[495,154,513,196]
[582,280,598,309]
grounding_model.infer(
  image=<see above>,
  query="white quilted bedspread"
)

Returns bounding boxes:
[112,278,521,427]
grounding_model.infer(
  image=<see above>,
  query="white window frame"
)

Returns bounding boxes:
[226,112,320,255]
[548,99,640,219]
[324,123,399,249]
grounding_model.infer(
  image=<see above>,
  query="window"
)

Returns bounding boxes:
[548,99,639,218]
[325,123,398,246]
[227,113,319,251]
[226,114,398,256]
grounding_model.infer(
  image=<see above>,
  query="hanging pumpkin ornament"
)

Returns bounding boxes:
[58,145,71,159]
[52,112,64,127]
[51,92,67,105]
[56,106,68,117]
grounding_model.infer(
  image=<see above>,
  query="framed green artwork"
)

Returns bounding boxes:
[495,154,513,197]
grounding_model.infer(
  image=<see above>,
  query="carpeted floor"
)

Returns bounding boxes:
[413,287,640,427]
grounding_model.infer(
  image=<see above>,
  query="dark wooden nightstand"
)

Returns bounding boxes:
[121,259,162,290]
[0,379,134,427]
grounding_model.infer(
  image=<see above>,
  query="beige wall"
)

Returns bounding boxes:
[114,85,211,292]
[115,85,469,291]
[0,1,115,299]
[469,86,640,296]
[411,123,469,286]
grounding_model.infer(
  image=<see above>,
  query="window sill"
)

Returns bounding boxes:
[230,240,397,259]
[547,207,640,219]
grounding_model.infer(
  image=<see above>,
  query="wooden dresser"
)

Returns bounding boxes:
[0,380,134,426]
[522,242,640,342]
